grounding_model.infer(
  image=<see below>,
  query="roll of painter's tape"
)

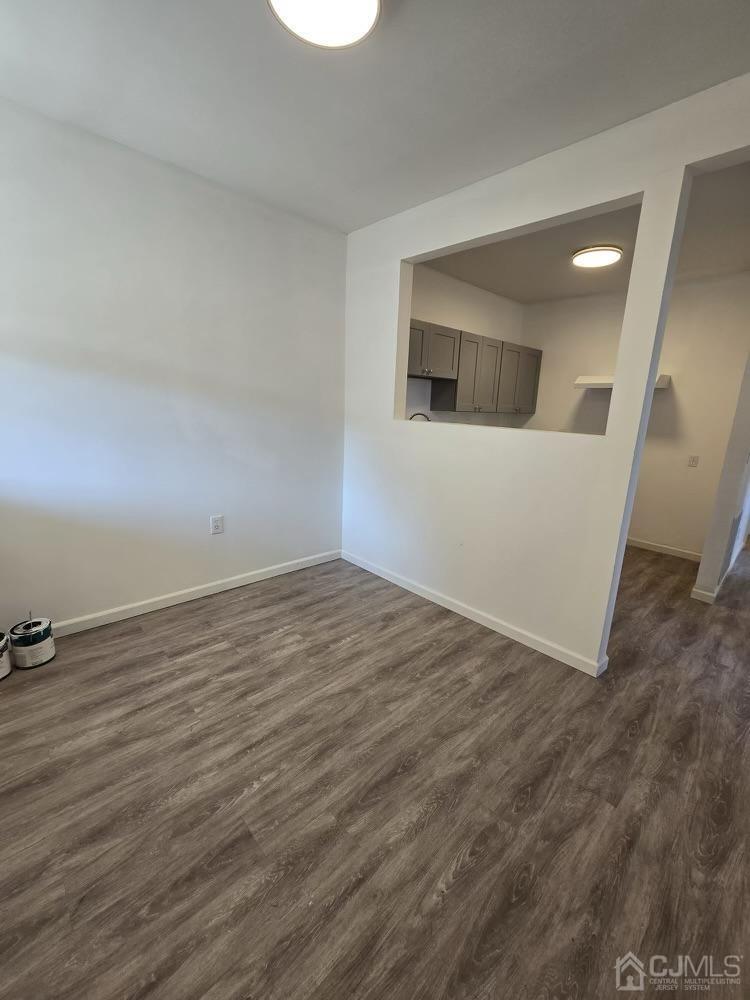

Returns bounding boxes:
[9,618,56,670]
[0,632,11,681]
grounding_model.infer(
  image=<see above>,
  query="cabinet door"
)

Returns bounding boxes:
[497,342,521,413]
[475,337,502,411]
[425,323,460,379]
[516,347,542,414]
[408,321,429,377]
[455,332,481,411]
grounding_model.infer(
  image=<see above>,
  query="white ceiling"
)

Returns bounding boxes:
[1,1,749,232]
[426,204,642,303]
[426,163,750,304]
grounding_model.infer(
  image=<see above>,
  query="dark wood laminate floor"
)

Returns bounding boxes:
[1,548,748,999]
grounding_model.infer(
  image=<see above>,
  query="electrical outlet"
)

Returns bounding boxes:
[210,514,224,535]
[688,455,700,468]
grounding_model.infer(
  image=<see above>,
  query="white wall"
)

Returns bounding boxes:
[733,476,750,564]
[0,100,346,631]
[406,263,750,561]
[343,73,750,676]
[522,274,750,557]
[630,273,750,557]
[694,355,750,601]
[411,265,524,342]
[406,265,523,426]
[520,295,625,436]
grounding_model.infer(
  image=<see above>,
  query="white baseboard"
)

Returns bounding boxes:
[627,537,702,562]
[341,551,607,678]
[691,585,718,605]
[54,550,342,637]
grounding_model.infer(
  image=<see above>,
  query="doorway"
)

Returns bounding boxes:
[617,158,750,617]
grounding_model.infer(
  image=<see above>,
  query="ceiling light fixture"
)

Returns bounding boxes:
[571,245,623,269]
[268,0,380,49]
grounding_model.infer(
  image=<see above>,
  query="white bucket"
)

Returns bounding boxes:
[0,633,10,681]
[9,618,56,670]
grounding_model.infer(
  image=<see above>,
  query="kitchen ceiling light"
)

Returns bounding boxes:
[268,0,380,48]
[571,246,623,268]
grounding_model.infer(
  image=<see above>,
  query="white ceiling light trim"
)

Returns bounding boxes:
[571,245,623,268]
[268,0,380,48]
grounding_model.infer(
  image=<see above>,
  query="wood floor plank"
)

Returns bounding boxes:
[1,547,748,999]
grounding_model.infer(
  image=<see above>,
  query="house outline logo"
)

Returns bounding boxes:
[615,952,646,991]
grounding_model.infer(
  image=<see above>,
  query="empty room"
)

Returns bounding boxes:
[2,3,750,998]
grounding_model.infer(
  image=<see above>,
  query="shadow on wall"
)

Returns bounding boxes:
[644,386,683,439]
[0,322,329,417]
[563,384,682,436]
[567,389,611,436]
[543,384,681,437]
[0,341,341,627]
[512,388,613,435]
[0,499,209,630]
[0,491,336,631]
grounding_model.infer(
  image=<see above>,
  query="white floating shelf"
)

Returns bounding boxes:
[574,374,671,390]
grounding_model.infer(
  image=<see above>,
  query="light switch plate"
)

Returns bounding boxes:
[210,514,225,534]
[688,455,700,468]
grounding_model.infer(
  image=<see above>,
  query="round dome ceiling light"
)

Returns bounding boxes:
[571,245,623,269]
[268,0,380,48]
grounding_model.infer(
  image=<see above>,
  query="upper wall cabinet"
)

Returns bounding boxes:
[408,321,428,377]
[408,320,460,379]
[429,331,542,417]
[455,332,502,412]
[497,342,542,415]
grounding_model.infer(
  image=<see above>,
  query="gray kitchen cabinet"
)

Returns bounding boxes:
[452,332,502,412]
[408,321,428,377]
[420,325,542,419]
[516,346,542,414]
[497,343,521,413]
[427,323,461,379]
[475,337,502,411]
[497,342,542,415]
[454,332,481,411]
[408,320,460,379]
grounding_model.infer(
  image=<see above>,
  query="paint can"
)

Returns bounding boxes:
[0,633,10,681]
[9,618,56,670]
